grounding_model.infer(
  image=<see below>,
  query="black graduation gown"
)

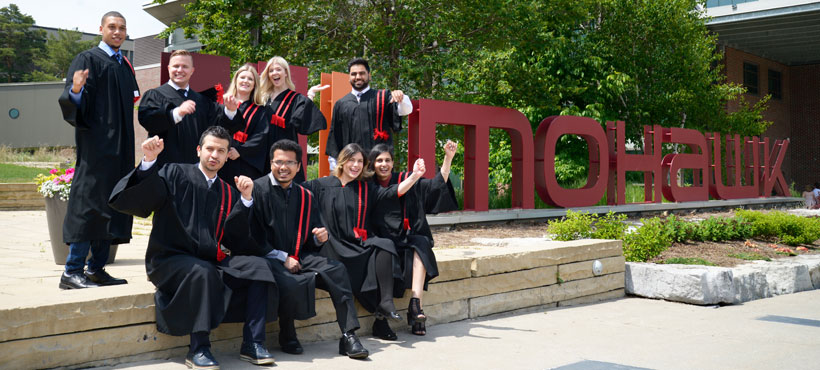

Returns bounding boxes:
[57,47,139,245]
[218,100,270,183]
[138,84,243,166]
[266,90,327,183]
[301,176,401,313]
[108,163,277,336]
[326,89,401,158]
[371,172,459,295]
[250,176,359,331]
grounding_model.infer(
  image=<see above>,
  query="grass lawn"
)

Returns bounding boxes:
[0,163,49,183]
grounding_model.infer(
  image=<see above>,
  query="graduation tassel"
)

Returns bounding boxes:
[373,129,389,141]
[271,114,286,128]
[214,83,224,104]
[403,218,411,231]
[353,227,368,241]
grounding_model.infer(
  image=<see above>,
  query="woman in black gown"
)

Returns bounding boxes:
[368,140,459,335]
[302,143,426,340]
[218,63,269,183]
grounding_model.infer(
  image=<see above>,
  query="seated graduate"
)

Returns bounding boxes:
[301,143,426,341]
[249,139,368,359]
[367,141,459,336]
[109,126,277,369]
[218,63,270,183]
[138,49,243,166]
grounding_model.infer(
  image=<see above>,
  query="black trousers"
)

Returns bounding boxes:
[190,274,268,351]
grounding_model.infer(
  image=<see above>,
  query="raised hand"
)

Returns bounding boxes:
[177,100,196,118]
[223,94,239,111]
[412,158,426,177]
[71,69,89,93]
[312,227,328,244]
[142,136,164,162]
[390,90,405,104]
[234,175,253,201]
[444,140,458,160]
[307,84,330,100]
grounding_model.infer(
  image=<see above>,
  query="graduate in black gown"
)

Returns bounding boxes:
[109,127,277,368]
[368,140,460,336]
[301,143,426,341]
[325,58,413,168]
[138,49,242,166]
[249,139,369,359]
[259,56,327,183]
[56,11,137,289]
[217,64,269,183]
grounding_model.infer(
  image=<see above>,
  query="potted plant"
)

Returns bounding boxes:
[34,165,117,264]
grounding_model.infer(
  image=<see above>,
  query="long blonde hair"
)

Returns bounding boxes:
[259,56,296,103]
[333,143,372,181]
[225,64,264,106]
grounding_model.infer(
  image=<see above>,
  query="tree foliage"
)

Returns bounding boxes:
[0,4,46,82]
[28,29,99,81]
[157,0,772,185]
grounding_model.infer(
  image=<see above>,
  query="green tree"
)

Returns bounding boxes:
[27,29,99,81]
[0,4,46,82]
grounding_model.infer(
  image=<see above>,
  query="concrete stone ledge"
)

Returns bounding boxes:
[0,239,624,369]
[625,255,820,305]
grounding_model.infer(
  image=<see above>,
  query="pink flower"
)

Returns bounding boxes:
[65,168,75,175]
[49,169,58,175]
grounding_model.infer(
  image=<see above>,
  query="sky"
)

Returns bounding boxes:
[3,0,168,38]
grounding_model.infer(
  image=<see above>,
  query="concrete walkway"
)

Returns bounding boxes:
[96,290,820,370]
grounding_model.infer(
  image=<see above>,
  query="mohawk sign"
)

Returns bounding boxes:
[161,53,790,212]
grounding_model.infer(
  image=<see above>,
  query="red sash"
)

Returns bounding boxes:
[214,179,233,261]
[271,90,298,128]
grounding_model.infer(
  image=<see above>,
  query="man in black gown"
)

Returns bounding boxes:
[109,127,277,368]
[325,58,413,168]
[249,139,368,359]
[56,11,137,289]
[138,49,241,166]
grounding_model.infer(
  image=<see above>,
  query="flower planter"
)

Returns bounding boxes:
[45,196,118,265]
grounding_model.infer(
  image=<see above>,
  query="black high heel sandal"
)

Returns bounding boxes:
[407,297,427,325]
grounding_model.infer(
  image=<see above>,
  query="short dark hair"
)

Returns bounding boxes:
[347,58,370,73]
[269,139,302,163]
[199,126,231,148]
[367,144,393,172]
[101,11,126,25]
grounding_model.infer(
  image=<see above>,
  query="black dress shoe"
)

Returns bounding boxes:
[339,331,369,359]
[372,318,398,340]
[375,307,402,322]
[59,271,99,289]
[279,336,303,355]
[185,347,219,369]
[239,342,275,365]
[84,269,127,286]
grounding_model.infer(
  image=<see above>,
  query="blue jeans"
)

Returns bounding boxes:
[64,240,110,274]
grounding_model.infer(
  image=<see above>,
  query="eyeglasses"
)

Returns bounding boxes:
[272,160,298,167]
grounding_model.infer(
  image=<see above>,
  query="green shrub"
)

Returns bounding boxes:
[591,211,628,240]
[735,209,820,245]
[547,210,595,241]
[663,215,696,243]
[623,217,672,262]
[663,257,716,266]
[728,252,771,261]
[690,216,753,242]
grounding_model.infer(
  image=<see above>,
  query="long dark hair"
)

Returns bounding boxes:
[367,144,393,173]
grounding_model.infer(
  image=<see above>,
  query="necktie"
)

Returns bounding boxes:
[356,91,362,101]
[207,178,214,188]
[178,88,187,98]
[112,52,122,64]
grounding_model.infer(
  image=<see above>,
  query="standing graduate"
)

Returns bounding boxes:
[301,143,426,341]
[56,11,138,289]
[218,64,269,183]
[259,56,327,183]
[109,127,277,368]
[368,141,460,336]
[325,58,413,169]
[138,49,242,166]
[249,139,368,359]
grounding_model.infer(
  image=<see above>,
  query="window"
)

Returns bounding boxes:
[768,69,782,100]
[743,62,758,95]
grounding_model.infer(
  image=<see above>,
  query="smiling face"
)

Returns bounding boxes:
[236,70,255,97]
[197,135,229,177]
[100,16,126,51]
[168,54,194,88]
[348,64,370,91]
[270,149,300,189]
[341,152,365,182]
[268,63,287,89]
[373,152,394,181]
